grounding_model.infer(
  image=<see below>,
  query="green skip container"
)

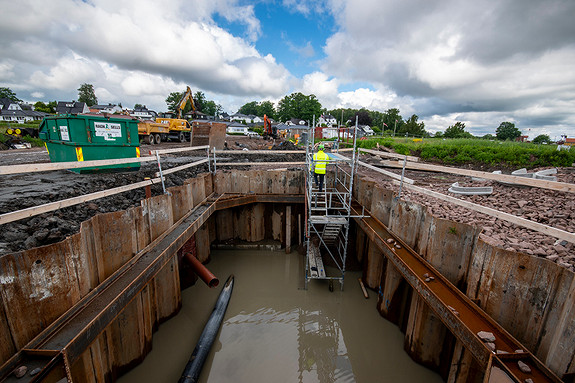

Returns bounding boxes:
[39,114,141,173]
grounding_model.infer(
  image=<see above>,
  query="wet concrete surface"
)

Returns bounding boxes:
[119,249,443,383]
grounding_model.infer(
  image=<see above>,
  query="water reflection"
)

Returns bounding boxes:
[119,250,442,383]
[220,306,354,382]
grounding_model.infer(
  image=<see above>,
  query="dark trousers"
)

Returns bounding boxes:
[314,173,325,192]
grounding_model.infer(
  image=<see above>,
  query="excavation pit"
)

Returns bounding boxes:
[0,168,573,383]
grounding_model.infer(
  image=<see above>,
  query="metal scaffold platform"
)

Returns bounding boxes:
[304,121,363,290]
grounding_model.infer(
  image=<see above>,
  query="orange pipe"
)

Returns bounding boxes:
[184,252,219,288]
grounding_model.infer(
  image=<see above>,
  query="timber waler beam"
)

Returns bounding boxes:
[351,200,563,383]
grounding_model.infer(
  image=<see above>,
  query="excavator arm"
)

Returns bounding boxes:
[176,86,196,119]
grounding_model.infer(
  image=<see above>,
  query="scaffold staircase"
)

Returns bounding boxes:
[304,120,362,290]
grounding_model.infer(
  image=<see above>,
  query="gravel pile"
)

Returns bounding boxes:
[360,159,575,271]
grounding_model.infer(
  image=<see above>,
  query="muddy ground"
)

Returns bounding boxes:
[0,136,302,254]
[0,138,573,271]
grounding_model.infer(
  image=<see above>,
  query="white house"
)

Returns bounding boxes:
[90,103,123,114]
[131,106,157,121]
[318,114,337,127]
[358,125,375,136]
[230,113,250,123]
[0,99,50,122]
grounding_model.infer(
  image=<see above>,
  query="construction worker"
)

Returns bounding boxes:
[313,143,329,192]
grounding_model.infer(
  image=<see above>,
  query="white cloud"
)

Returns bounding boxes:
[321,0,575,138]
[287,41,316,59]
[300,72,339,104]
[0,0,289,111]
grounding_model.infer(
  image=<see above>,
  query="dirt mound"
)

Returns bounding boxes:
[272,140,299,150]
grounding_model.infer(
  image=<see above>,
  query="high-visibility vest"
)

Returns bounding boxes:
[313,151,328,174]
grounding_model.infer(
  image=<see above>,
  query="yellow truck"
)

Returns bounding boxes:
[137,121,171,145]
[138,86,196,144]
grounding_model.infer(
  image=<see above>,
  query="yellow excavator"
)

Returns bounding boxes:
[138,86,196,144]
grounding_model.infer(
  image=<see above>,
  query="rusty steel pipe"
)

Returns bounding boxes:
[184,252,219,288]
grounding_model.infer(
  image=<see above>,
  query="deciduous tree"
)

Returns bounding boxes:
[496,122,521,141]
[33,101,55,113]
[238,101,259,116]
[399,114,428,137]
[0,87,21,102]
[277,92,321,123]
[77,83,97,106]
[444,122,472,138]
[532,134,551,144]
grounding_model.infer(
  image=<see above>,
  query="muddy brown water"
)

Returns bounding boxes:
[119,249,443,383]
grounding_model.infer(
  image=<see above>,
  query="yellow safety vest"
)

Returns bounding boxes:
[313,150,328,174]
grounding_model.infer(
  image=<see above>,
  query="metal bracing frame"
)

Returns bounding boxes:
[304,118,361,290]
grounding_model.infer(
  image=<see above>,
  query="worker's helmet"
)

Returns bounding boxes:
[318,143,324,150]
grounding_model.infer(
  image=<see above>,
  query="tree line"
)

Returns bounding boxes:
[2,86,553,143]
[236,93,551,142]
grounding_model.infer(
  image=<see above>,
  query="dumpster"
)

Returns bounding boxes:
[39,114,141,173]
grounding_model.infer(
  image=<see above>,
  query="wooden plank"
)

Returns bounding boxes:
[358,160,415,184]
[214,149,304,155]
[217,161,305,166]
[395,181,575,244]
[0,177,163,226]
[150,145,209,155]
[0,156,156,175]
[155,158,208,177]
[308,246,318,277]
[359,147,419,162]
[383,160,575,193]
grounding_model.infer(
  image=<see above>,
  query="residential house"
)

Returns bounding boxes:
[564,138,575,146]
[318,114,337,127]
[226,122,249,135]
[358,125,375,137]
[0,98,50,122]
[230,113,250,123]
[131,106,157,121]
[90,103,123,114]
[286,118,307,126]
[56,101,90,115]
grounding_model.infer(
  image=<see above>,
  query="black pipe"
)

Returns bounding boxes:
[178,275,234,383]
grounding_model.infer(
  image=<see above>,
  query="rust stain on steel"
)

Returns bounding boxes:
[3,200,215,380]
[351,201,563,383]
[1,192,306,381]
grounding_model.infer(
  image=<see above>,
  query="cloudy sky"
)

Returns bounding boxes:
[1,0,574,139]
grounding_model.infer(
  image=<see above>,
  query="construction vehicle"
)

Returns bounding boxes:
[262,114,277,139]
[137,121,171,144]
[138,86,196,144]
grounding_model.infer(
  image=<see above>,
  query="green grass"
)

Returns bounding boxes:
[355,137,575,168]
